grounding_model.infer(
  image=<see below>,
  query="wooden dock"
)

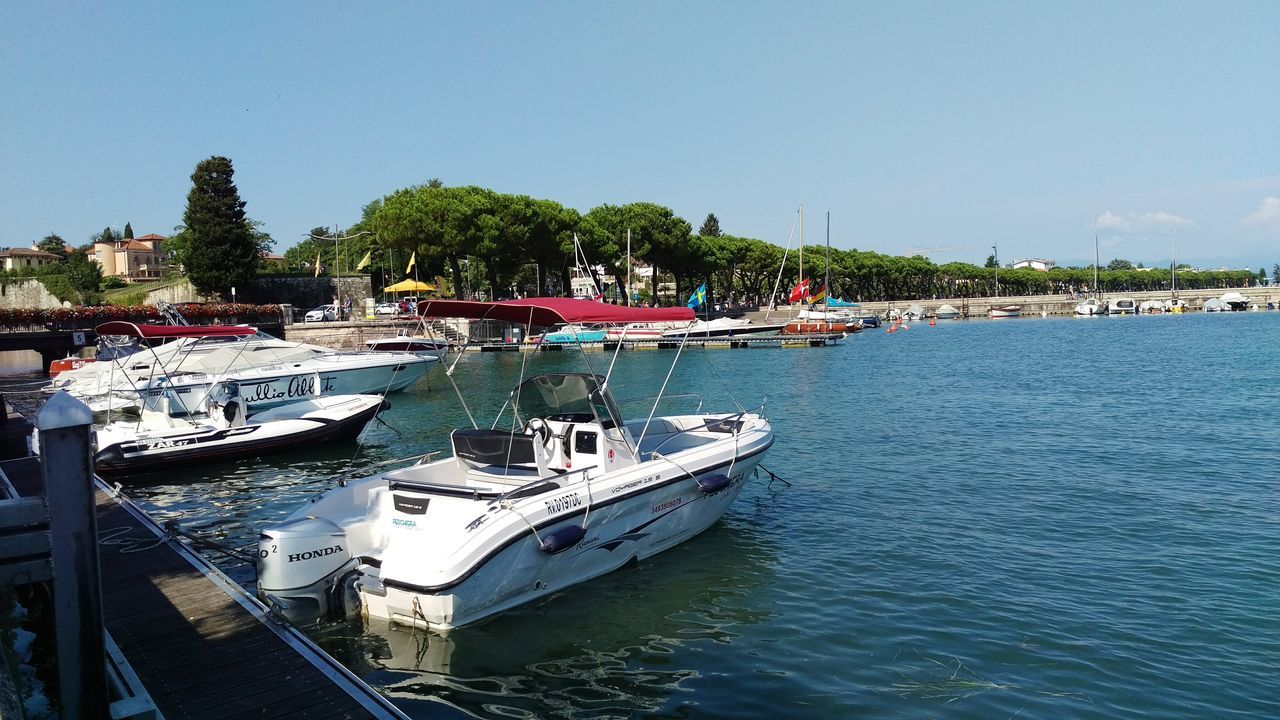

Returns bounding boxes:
[0,456,437,720]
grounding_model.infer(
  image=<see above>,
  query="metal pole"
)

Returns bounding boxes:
[37,392,107,720]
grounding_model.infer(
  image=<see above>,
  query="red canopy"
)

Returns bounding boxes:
[417,298,694,326]
[95,322,259,339]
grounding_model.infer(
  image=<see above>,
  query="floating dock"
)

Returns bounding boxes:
[470,333,847,352]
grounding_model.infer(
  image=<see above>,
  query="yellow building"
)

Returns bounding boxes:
[93,234,166,281]
[0,248,62,271]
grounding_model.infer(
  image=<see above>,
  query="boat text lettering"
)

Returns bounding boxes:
[651,497,684,515]
[287,544,344,563]
[544,492,582,515]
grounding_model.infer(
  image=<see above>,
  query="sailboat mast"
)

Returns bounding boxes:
[1171,232,1177,298]
[825,210,831,313]
[626,228,632,306]
[798,205,804,287]
[1093,221,1100,300]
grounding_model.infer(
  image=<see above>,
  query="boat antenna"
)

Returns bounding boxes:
[764,207,801,320]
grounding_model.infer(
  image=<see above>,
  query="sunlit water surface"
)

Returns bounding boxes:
[119,313,1280,718]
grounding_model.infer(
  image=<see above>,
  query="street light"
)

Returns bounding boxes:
[306,227,372,318]
[523,262,540,298]
[992,244,999,297]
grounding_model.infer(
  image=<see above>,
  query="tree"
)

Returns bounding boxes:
[92,226,121,245]
[1272,264,1280,285]
[1106,258,1134,271]
[1258,268,1267,286]
[123,222,134,240]
[182,156,260,295]
[984,254,997,268]
[37,233,67,258]
[699,213,722,237]
[65,248,103,302]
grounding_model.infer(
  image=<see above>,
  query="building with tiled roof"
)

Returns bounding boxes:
[0,247,63,271]
[93,234,167,281]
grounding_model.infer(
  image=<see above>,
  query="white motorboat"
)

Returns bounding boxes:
[902,304,927,321]
[365,332,449,359]
[257,298,774,632]
[935,304,960,320]
[89,383,385,475]
[1220,292,1248,311]
[988,304,1022,318]
[1074,298,1106,316]
[1203,298,1223,312]
[1107,298,1137,315]
[56,322,433,412]
[661,317,785,338]
[1164,298,1188,313]
[1138,300,1165,314]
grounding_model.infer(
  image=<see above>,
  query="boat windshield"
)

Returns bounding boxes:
[514,373,623,429]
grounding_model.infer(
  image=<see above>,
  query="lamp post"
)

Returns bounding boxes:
[992,244,999,297]
[523,262,540,298]
[306,227,371,318]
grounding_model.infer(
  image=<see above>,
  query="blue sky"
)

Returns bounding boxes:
[3,1,1278,270]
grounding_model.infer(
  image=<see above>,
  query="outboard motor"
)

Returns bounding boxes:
[257,516,359,624]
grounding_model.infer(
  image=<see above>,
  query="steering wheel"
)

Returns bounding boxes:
[525,418,554,448]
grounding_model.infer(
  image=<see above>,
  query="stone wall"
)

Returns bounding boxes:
[0,279,66,309]
[143,276,372,311]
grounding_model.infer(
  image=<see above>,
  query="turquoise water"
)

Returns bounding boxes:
[124,312,1280,718]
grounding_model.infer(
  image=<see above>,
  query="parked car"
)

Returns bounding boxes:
[374,302,399,316]
[304,304,337,322]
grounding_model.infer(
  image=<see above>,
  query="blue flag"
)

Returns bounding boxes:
[687,283,707,309]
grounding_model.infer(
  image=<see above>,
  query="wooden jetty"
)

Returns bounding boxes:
[0,395,435,720]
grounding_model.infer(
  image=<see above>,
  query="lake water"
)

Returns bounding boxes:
[119,312,1280,719]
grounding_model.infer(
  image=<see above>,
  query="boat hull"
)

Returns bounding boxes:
[93,395,384,475]
[367,441,770,630]
[988,305,1022,318]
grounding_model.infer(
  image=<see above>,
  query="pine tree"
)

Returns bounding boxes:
[699,213,722,237]
[123,222,134,239]
[182,156,260,296]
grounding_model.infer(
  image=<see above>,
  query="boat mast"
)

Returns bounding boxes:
[1093,217,1100,301]
[1170,232,1177,299]
[825,210,831,314]
[798,204,804,290]
[626,228,632,305]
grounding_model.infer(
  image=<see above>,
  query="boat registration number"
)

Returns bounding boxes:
[544,492,582,515]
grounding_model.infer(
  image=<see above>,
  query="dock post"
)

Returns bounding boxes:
[35,391,107,719]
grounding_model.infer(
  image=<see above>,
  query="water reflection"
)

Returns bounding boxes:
[310,516,778,720]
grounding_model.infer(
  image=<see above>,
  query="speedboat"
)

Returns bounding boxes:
[988,305,1022,318]
[661,317,786,338]
[935,304,960,320]
[365,332,449,359]
[55,322,433,413]
[89,383,384,475]
[1164,299,1188,313]
[1074,298,1105,316]
[1106,298,1137,315]
[1220,292,1248,311]
[257,298,774,632]
[1138,300,1164,314]
[902,304,927,321]
[1203,298,1223,312]
[537,324,608,343]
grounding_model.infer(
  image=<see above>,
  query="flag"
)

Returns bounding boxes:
[355,250,371,271]
[313,249,321,277]
[406,251,416,275]
[809,283,827,305]
[687,283,707,309]
[788,278,810,303]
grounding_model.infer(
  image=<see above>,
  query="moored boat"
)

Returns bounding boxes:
[1106,298,1137,315]
[255,298,774,632]
[988,304,1022,318]
[935,304,960,320]
[1220,292,1248,311]
[1074,298,1105,316]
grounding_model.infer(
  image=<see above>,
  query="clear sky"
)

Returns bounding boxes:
[3,1,1277,270]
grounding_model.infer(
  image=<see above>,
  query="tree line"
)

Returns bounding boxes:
[144,157,1273,302]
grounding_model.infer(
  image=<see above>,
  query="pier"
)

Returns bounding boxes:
[0,397,429,720]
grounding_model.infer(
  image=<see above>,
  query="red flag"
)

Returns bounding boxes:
[788,279,810,303]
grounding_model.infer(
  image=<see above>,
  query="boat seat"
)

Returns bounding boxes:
[451,428,552,481]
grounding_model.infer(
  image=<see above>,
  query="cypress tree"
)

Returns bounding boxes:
[699,213,722,237]
[123,222,134,239]
[182,156,259,296]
